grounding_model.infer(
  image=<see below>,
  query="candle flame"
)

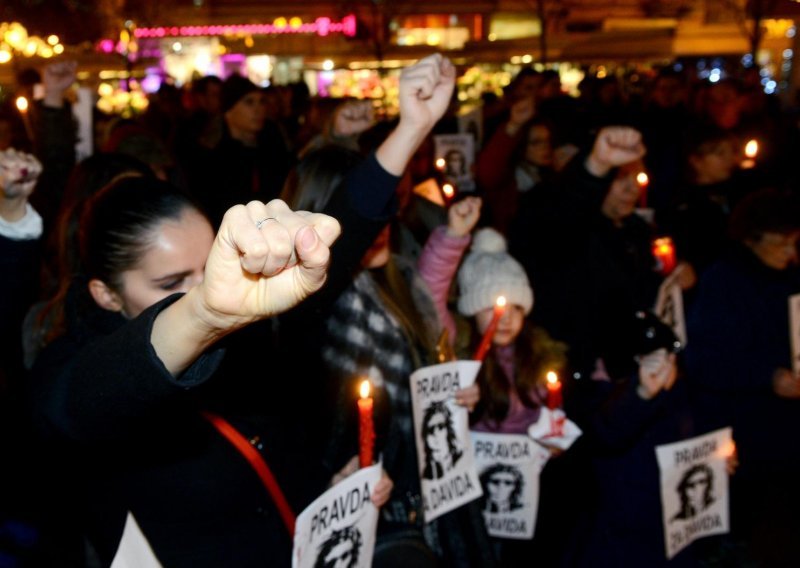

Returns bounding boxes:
[546,371,558,385]
[15,96,28,113]
[653,237,672,250]
[744,139,758,159]
[359,380,371,399]
[442,183,455,198]
[636,172,649,187]
[435,158,446,170]
[496,296,507,308]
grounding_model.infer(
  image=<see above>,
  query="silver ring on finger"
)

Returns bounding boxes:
[255,217,276,230]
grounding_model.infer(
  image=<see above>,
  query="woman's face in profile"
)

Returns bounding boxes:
[747,231,800,271]
[114,207,214,317]
[524,125,553,168]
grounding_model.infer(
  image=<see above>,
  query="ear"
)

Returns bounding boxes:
[88,278,124,313]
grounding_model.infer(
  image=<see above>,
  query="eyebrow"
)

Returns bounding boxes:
[151,270,193,284]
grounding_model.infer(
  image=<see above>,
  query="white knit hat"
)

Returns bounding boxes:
[457,228,534,316]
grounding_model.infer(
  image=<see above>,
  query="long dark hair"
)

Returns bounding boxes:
[280,144,362,212]
[40,176,199,345]
[35,154,154,348]
[472,321,567,425]
[79,176,200,290]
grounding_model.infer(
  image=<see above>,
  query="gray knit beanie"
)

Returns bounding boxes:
[457,228,534,316]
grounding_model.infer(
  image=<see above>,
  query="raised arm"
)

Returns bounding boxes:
[418,197,482,344]
[376,53,456,176]
[312,53,458,307]
[152,199,341,375]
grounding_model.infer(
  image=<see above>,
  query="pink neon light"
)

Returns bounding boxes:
[132,14,357,39]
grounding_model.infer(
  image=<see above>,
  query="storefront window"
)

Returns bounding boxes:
[391,14,479,50]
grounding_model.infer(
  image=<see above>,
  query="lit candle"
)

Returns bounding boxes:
[358,380,374,468]
[474,296,507,361]
[745,139,758,159]
[546,371,562,410]
[441,182,456,204]
[435,157,446,171]
[546,371,565,437]
[741,139,758,169]
[15,96,34,142]
[636,171,649,209]
[652,236,677,276]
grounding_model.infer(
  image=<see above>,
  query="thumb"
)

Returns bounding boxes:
[293,225,332,294]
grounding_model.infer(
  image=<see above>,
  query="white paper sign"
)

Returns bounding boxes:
[110,512,163,568]
[789,293,800,376]
[292,463,382,568]
[73,86,94,162]
[410,360,483,522]
[654,269,687,347]
[655,428,732,559]
[472,432,549,540]
[434,133,476,192]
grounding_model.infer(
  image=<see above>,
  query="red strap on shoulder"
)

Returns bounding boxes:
[201,411,296,536]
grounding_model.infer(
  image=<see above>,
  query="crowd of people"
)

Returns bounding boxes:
[1,51,800,567]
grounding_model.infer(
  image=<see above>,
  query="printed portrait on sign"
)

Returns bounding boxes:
[480,464,525,514]
[421,401,463,480]
[671,463,716,522]
[314,525,363,568]
[444,149,468,178]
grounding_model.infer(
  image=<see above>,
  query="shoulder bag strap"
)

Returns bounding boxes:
[201,411,296,536]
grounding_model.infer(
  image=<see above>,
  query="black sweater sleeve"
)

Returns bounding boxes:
[286,152,400,318]
[31,294,224,443]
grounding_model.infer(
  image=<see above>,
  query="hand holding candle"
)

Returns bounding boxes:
[474,296,506,361]
[358,380,374,468]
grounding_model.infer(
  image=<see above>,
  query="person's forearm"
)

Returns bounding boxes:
[584,152,612,178]
[43,89,65,109]
[151,286,230,375]
[375,121,427,176]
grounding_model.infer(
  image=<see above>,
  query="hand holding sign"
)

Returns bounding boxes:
[454,383,480,412]
[772,368,800,399]
[330,456,394,508]
[293,464,382,568]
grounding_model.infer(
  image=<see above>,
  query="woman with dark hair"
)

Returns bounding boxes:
[686,187,800,565]
[29,175,341,566]
[312,58,495,567]
[475,96,554,234]
[24,152,153,366]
